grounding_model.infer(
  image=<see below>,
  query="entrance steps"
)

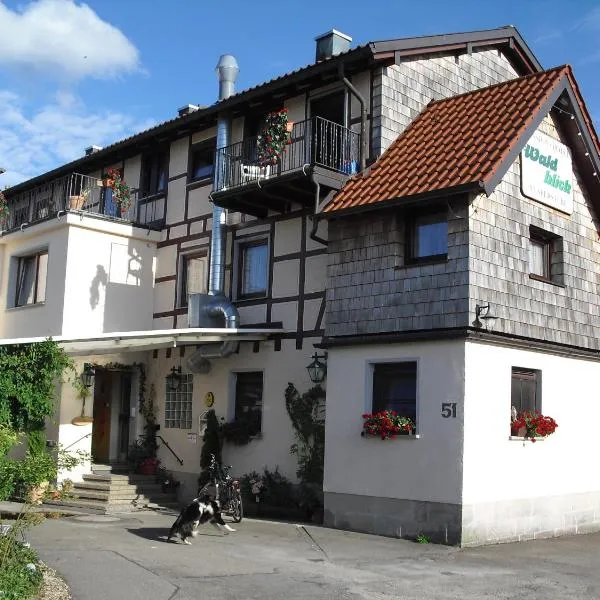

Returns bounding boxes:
[46,464,181,513]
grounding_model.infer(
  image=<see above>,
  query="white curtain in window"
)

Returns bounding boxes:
[36,253,48,303]
[186,255,207,296]
[528,240,544,276]
[242,243,268,294]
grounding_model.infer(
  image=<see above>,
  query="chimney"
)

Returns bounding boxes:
[315,29,352,62]
[178,104,200,117]
[85,145,103,156]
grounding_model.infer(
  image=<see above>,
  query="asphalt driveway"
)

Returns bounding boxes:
[27,510,600,600]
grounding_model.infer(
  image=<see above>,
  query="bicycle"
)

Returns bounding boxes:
[198,454,243,523]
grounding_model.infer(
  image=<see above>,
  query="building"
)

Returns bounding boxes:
[1,25,599,545]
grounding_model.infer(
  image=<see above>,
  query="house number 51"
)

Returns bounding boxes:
[441,403,457,418]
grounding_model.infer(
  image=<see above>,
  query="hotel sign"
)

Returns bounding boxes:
[521,130,573,214]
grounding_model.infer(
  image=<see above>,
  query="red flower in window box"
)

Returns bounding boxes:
[511,411,558,442]
[361,410,415,440]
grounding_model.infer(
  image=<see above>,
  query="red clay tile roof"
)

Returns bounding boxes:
[325,65,597,215]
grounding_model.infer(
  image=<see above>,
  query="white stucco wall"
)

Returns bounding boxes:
[61,220,157,337]
[324,339,465,505]
[463,341,600,502]
[0,222,69,338]
[148,337,322,500]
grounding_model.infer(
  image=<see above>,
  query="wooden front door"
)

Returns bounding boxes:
[92,369,112,463]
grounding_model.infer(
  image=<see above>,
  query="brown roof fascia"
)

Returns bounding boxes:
[322,183,480,220]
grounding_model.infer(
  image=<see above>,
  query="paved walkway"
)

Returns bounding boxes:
[26,510,600,600]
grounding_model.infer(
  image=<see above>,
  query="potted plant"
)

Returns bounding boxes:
[102,168,132,214]
[511,411,558,442]
[256,108,293,166]
[0,190,9,228]
[361,410,415,440]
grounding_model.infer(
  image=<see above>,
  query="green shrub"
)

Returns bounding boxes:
[0,456,17,501]
[26,429,46,456]
[0,530,43,600]
[0,424,18,457]
[17,452,57,488]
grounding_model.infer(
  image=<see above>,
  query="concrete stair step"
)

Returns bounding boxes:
[92,463,129,473]
[74,481,164,494]
[72,489,177,503]
[82,473,158,485]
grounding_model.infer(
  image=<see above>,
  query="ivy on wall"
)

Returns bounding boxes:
[0,339,73,432]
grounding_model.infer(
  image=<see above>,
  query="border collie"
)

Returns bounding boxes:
[167,497,235,544]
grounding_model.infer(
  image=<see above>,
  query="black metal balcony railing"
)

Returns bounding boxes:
[3,173,164,233]
[214,116,361,192]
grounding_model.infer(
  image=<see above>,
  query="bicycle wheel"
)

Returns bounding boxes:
[231,490,243,523]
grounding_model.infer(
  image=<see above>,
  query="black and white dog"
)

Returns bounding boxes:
[167,496,235,544]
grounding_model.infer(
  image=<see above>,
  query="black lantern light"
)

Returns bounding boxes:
[167,366,182,391]
[81,363,96,388]
[474,303,498,330]
[306,352,327,384]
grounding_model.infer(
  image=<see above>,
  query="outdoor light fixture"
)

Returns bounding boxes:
[306,352,327,384]
[81,363,96,388]
[474,303,498,330]
[167,366,182,391]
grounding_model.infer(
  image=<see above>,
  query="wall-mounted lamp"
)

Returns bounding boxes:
[167,366,182,391]
[306,352,328,384]
[81,363,96,388]
[474,303,498,330]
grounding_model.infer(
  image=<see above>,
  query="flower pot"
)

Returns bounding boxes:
[69,195,86,210]
[511,425,527,437]
[139,459,158,475]
[27,480,49,505]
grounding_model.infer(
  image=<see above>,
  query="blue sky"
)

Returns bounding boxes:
[1,0,599,186]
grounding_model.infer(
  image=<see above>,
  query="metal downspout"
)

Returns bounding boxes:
[309,172,328,246]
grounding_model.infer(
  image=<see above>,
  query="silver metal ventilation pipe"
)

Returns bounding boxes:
[187,54,240,373]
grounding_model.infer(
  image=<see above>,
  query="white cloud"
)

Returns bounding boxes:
[0,91,155,186]
[0,0,141,80]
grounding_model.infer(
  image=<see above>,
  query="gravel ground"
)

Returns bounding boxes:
[36,564,71,600]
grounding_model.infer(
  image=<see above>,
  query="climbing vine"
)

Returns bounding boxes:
[0,339,73,431]
[284,383,325,485]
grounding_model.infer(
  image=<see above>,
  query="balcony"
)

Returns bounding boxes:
[212,116,361,217]
[3,173,165,234]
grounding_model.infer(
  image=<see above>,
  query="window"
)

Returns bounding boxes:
[179,252,208,307]
[165,373,193,429]
[528,226,563,284]
[238,238,269,298]
[372,362,417,424]
[511,368,540,415]
[234,372,263,435]
[15,251,48,307]
[141,151,168,195]
[408,210,448,263]
[190,139,216,182]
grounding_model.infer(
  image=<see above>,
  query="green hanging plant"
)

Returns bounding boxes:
[0,190,8,228]
[256,108,292,166]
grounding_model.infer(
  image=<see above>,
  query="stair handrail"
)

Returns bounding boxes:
[156,435,184,466]
[62,432,92,452]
